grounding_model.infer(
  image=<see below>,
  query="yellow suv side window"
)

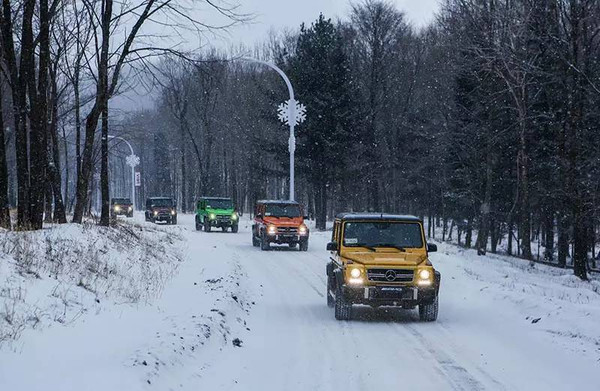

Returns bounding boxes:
[332,221,340,244]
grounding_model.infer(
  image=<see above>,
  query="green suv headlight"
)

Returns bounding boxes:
[231,213,238,221]
[209,213,216,220]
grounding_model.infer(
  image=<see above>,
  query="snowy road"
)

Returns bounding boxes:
[1,214,599,390]
[182,215,598,391]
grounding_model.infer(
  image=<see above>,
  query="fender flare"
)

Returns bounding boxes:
[334,267,344,290]
[434,271,441,294]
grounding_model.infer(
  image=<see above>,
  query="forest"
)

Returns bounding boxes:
[1,0,599,280]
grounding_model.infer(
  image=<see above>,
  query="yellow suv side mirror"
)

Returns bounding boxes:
[427,243,438,253]
[326,242,338,251]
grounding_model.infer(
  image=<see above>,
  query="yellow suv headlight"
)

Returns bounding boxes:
[418,269,433,286]
[347,267,364,285]
[419,270,431,280]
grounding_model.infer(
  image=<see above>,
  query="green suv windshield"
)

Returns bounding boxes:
[343,221,423,249]
[206,199,233,210]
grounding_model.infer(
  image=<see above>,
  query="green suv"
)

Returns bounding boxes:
[196,197,239,233]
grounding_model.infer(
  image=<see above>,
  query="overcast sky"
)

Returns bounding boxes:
[221,0,441,47]
[115,0,441,111]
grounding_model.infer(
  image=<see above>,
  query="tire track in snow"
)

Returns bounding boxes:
[402,324,505,391]
[433,322,509,390]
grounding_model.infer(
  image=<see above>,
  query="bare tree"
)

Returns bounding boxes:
[72,0,246,225]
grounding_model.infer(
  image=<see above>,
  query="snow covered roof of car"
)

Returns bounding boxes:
[257,200,299,205]
[199,196,232,200]
[335,213,421,222]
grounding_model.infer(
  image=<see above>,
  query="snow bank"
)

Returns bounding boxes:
[0,220,185,343]
[435,241,600,363]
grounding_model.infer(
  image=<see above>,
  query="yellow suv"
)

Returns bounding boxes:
[326,213,440,321]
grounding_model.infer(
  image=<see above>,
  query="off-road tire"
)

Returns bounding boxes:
[334,284,352,320]
[204,219,211,232]
[299,241,309,252]
[232,225,239,233]
[419,295,439,322]
[252,235,260,247]
[195,217,202,231]
[171,217,177,225]
[260,233,270,251]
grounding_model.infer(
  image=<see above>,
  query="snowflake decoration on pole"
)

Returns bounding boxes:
[277,99,307,126]
[126,154,140,168]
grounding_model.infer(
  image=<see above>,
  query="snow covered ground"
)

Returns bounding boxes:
[1,214,598,390]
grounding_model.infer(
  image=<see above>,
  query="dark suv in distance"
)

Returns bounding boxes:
[145,197,177,224]
[111,197,133,218]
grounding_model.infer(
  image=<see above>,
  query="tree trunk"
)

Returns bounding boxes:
[99,104,110,226]
[543,209,554,262]
[573,200,588,279]
[477,148,493,255]
[27,0,51,230]
[490,219,498,254]
[180,135,187,213]
[73,0,113,224]
[465,217,473,248]
[508,220,513,256]
[519,123,532,260]
[49,60,67,223]
[14,0,36,228]
[44,183,53,223]
[315,178,327,231]
[0,86,11,229]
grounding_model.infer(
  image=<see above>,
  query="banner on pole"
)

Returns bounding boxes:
[135,172,141,187]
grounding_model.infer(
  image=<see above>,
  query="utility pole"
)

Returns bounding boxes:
[108,135,139,211]
[241,58,306,201]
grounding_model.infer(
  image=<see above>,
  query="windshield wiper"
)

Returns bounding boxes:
[374,244,407,252]
[348,244,377,252]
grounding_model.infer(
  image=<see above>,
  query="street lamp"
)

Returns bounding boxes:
[108,135,139,212]
[241,57,306,201]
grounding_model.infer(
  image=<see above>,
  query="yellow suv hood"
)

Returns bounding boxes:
[343,251,427,267]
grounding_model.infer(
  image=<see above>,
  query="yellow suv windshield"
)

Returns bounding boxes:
[343,221,423,249]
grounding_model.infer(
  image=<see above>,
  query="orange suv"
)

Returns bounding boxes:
[252,200,309,251]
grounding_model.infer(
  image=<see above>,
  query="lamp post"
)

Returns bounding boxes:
[241,58,306,201]
[108,135,139,211]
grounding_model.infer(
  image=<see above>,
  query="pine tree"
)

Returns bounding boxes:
[288,14,356,230]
